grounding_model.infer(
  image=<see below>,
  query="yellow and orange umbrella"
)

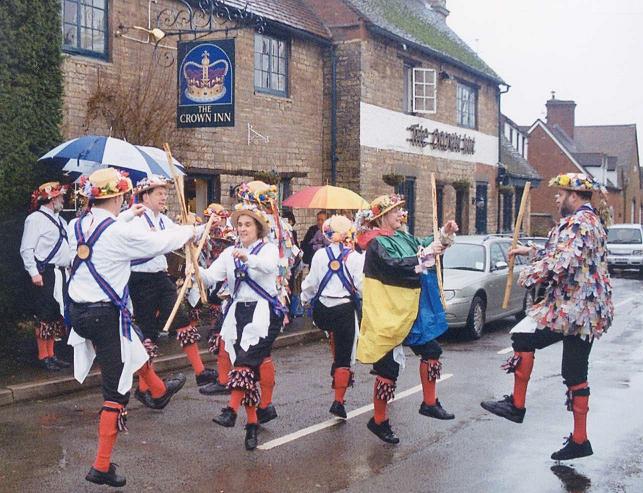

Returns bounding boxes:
[282,185,369,210]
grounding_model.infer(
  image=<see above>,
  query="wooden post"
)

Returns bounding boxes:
[502,182,532,309]
[431,174,446,309]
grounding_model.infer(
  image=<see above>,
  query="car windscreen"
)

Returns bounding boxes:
[607,228,642,244]
[443,243,486,272]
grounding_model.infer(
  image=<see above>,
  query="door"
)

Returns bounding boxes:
[487,241,508,317]
[475,183,488,234]
[396,176,416,234]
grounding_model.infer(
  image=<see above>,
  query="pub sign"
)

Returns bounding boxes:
[177,39,235,128]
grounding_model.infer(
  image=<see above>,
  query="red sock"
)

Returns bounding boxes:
[229,389,244,412]
[333,367,352,404]
[259,358,275,409]
[46,339,55,358]
[137,372,150,393]
[569,383,589,443]
[512,352,534,409]
[373,377,394,424]
[217,339,231,385]
[36,336,48,361]
[182,342,205,376]
[93,401,123,473]
[419,359,439,406]
[137,363,166,398]
[245,405,258,424]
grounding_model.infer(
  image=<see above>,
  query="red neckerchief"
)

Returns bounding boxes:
[356,228,394,251]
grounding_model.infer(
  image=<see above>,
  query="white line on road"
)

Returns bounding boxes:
[257,373,453,451]
[497,347,513,355]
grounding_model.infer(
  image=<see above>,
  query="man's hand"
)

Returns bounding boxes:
[444,220,459,235]
[129,204,146,217]
[508,245,533,257]
[31,274,43,287]
[431,244,445,256]
[232,249,248,262]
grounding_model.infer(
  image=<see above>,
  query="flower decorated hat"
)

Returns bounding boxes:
[203,202,230,218]
[322,215,356,243]
[79,168,132,200]
[237,180,278,207]
[30,181,69,211]
[133,175,173,196]
[549,173,607,194]
[368,194,406,222]
[230,203,271,237]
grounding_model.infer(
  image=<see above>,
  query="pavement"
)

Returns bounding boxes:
[1,273,642,492]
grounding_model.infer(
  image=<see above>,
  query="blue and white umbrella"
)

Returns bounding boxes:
[38,136,186,184]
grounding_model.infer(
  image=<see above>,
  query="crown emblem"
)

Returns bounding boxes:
[183,50,229,103]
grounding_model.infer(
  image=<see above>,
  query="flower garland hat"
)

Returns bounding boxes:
[322,215,356,243]
[30,181,69,210]
[79,168,132,200]
[549,173,607,194]
[133,175,173,196]
[204,202,230,218]
[368,194,405,223]
[237,180,278,207]
[230,203,271,238]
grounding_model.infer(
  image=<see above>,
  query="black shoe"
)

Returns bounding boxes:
[85,463,126,487]
[329,400,347,419]
[480,395,526,423]
[196,367,218,386]
[134,388,150,407]
[257,403,278,424]
[419,399,455,420]
[551,434,593,461]
[213,406,237,427]
[146,373,186,410]
[244,423,258,450]
[199,381,230,396]
[39,357,60,372]
[51,356,71,369]
[366,417,400,444]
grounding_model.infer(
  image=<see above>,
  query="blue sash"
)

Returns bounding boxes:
[35,210,68,273]
[311,245,361,311]
[70,214,138,341]
[131,212,166,267]
[406,271,448,346]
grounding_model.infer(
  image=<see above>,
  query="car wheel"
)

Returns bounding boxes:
[464,295,485,340]
[516,289,534,321]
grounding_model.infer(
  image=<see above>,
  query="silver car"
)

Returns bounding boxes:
[442,235,533,340]
[607,223,643,273]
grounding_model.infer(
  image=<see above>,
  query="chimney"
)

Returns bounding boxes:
[546,92,576,139]
[427,0,450,20]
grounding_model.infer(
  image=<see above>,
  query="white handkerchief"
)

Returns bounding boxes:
[510,316,538,334]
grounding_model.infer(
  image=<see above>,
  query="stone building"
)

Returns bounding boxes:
[527,95,641,233]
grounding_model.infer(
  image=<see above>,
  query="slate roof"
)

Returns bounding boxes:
[193,0,331,39]
[500,136,541,181]
[574,125,640,171]
[342,0,504,84]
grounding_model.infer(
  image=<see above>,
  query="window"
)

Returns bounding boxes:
[412,68,437,114]
[395,176,417,234]
[456,82,477,128]
[254,34,288,97]
[62,0,108,58]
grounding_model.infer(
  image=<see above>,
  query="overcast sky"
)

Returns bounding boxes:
[447,0,642,156]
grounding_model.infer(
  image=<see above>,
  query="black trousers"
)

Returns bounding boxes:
[312,301,356,369]
[373,340,443,381]
[69,302,129,405]
[32,264,65,322]
[232,302,283,369]
[512,328,593,387]
[129,271,190,342]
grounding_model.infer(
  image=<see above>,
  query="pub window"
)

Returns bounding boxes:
[254,34,289,97]
[412,68,437,114]
[456,82,477,129]
[62,0,108,58]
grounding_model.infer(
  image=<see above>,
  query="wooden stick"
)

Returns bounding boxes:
[163,143,207,303]
[430,174,446,309]
[502,182,532,309]
[162,213,217,332]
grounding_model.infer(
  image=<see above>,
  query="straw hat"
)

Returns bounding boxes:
[237,180,278,206]
[230,203,271,237]
[322,215,355,243]
[134,175,173,196]
[549,173,607,194]
[30,181,69,211]
[79,168,132,199]
[368,194,405,222]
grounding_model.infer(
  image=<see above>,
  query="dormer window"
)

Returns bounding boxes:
[62,0,108,59]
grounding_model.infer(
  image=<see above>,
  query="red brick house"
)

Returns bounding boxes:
[527,96,641,233]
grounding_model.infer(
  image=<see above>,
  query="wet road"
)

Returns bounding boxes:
[1,274,642,492]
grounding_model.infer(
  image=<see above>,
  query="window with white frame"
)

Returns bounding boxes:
[254,34,289,97]
[62,0,108,58]
[411,67,437,114]
[456,82,476,128]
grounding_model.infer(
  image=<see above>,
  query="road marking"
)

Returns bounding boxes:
[497,347,513,355]
[614,297,636,310]
[257,374,453,451]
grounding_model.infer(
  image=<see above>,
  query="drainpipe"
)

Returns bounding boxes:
[497,83,510,233]
[331,45,338,186]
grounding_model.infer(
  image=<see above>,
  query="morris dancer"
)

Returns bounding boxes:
[235,181,299,423]
[198,203,285,450]
[301,215,364,419]
[356,194,457,444]
[67,169,195,487]
[20,181,72,371]
[481,173,613,461]
[127,175,217,405]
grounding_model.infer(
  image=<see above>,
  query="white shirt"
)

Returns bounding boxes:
[68,207,194,303]
[200,239,279,302]
[20,206,71,276]
[126,206,175,273]
[301,244,364,307]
